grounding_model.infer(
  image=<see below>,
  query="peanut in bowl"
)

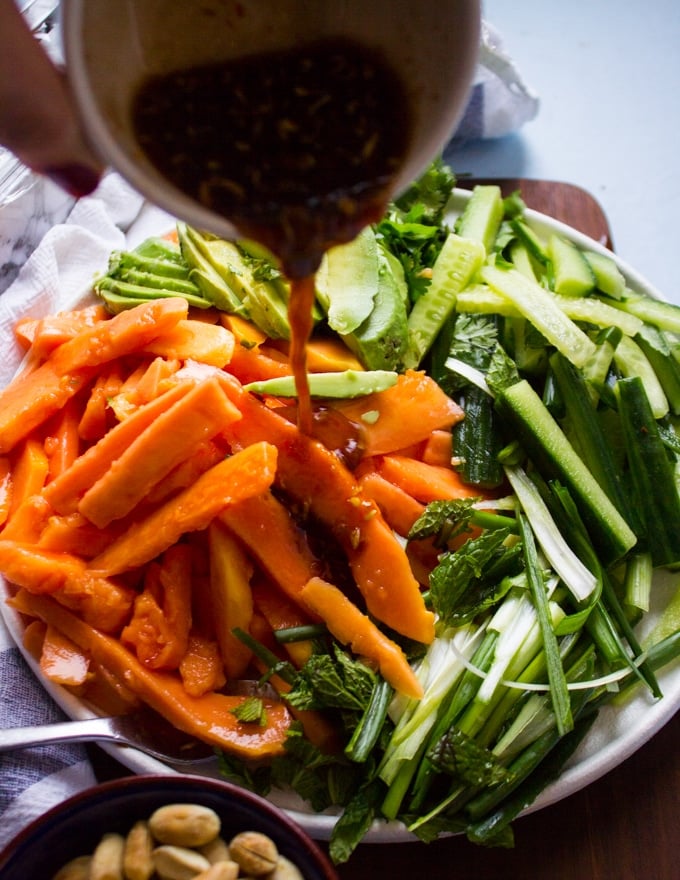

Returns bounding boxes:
[0,774,338,880]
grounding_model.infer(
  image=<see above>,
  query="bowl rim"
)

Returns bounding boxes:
[59,0,482,244]
[0,773,338,879]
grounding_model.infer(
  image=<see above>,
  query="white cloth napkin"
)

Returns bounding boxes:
[0,173,146,852]
[449,21,539,143]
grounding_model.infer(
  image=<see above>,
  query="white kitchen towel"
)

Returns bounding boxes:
[451,21,540,142]
[0,172,145,853]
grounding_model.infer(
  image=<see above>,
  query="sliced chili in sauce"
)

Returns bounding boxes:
[132,37,411,433]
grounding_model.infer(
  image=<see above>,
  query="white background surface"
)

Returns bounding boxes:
[446,1,680,304]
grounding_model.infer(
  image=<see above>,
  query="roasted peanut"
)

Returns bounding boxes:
[123,819,155,880]
[199,836,231,864]
[194,860,241,880]
[52,802,309,880]
[228,831,278,876]
[152,844,211,880]
[52,855,92,880]
[267,855,305,880]
[149,803,221,848]
[91,832,126,880]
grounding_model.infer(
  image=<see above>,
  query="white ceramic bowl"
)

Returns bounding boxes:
[60,0,481,242]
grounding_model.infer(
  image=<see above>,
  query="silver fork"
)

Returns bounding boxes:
[0,708,216,765]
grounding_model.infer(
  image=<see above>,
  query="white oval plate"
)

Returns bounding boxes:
[1,189,679,842]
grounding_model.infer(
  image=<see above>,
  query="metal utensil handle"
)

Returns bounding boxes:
[0,717,118,753]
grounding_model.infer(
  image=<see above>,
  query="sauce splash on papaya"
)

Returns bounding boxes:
[132,37,411,432]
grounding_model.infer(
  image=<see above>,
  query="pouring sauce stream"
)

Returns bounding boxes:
[132,38,412,432]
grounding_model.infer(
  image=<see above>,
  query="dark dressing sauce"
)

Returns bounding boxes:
[132,38,411,433]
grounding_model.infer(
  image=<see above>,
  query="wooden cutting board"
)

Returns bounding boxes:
[458,177,613,249]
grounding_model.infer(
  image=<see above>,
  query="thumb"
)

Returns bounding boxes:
[0,0,102,196]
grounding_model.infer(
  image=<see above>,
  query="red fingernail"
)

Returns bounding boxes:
[44,163,101,198]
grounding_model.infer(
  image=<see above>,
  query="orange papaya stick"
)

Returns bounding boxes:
[130,356,180,405]
[221,384,435,645]
[304,337,364,373]
[40,623,91,687]
[37,511,123,558]
[0,300,188,454]
[88,440,278,575]
[1,494,52,543]
[358,469,426,537]
[227,341,292,385]
[376,454,484,503]
[78,378,242,527]
[0,456,11,527]
[145,438,228,505]
[45,396,82,481]
[9,589,291,759]
[13,316,40,351]
[8,437,49,516]
[78,363,125,442]
[122,546,193,670]
[300,577,423,699]
[44,380,194,514]
[0,362,95,455]
[0,541,134,633]
[24,304,109,360]
[333,369,463,457]
[421,429,455,468]
[22,618,47,659]
[14,304,108,359]
[251,576,316,668]
[220,490,322,610]
[179,633,227,698]
[49,296,188,374]
[143,319,235,367]
[206,519,255,680]
[219,313,267,347]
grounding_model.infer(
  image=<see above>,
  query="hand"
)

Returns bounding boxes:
[0,0,102,197]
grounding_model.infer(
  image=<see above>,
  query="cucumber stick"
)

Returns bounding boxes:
[635,325,680,415]
[498,379,637,565]
[452,384,503,488]
[554,294,643,337]
[617,376,680,567]
[455,184,504,253]
[608,292,680,334]
[455,285,643,337]
[480,265,597,368]
[614,335,669,419]
[582,249,626,298]
[547,233,595,297]
[404,233,485,369]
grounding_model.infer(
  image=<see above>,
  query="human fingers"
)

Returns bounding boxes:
[0,0,102,196]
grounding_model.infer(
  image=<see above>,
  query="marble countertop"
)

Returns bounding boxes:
[0,179,74,294]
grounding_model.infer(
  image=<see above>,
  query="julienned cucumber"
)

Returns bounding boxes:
[479,264,597,368]
[497,378,637,565]
[616,376,680,567]
[549,352,636,530]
